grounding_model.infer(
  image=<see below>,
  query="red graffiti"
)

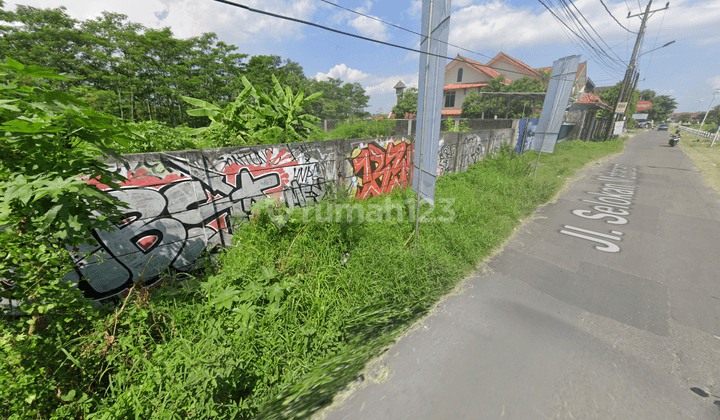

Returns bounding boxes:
[206,213,229,232]
[86,169,190,191]
[352,141,412,199]
[221,148,297,193]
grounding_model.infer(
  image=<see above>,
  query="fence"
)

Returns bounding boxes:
[65,128,513,303]
[675,124,718,140]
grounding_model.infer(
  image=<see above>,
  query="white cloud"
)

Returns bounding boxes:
[407,0,422,17]
[364,73,419,95]
[448,0,720,53]
[314,64,371,82]
[709,76,720,90]
[5,0,318,43]
[348,14,390,42]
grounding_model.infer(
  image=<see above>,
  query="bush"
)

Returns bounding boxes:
[0,59,129,418]
[310,118,397,141]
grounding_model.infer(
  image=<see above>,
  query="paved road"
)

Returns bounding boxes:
[323,131,720,420]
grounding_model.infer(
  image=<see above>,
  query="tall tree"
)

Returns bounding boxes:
[305,77,370,120]
[647,95,677,122]
[391,87,418,117]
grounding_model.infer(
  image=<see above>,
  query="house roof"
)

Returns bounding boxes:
[393,80,406,89]
[487,52,542,78]
[444,83,488,90]
[447,55,512,84]
[572,92,612,110]
[441,109,463,116]
[636,100,653,111]
[536,61,587,82]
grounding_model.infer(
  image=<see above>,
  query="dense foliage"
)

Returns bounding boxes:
[598,80,640,128]
[638,89,678,122]
[183,74,323,146]
[1,123,628,418]
[461,76,545,119]
[391,87,418,117]
[0,3,369,126]
[0,59,130,417]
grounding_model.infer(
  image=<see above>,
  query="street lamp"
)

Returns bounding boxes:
[638,40,676,58]
[698,90,719,137]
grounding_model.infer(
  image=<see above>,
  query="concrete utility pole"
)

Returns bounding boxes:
[607,1,669,139]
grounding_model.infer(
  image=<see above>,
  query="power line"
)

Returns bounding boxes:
[317,0,493,60]
[214,0,454,62]
[538,0,625,76]
[564,0,628,64]
[214,0,559,80]
[599,0,637,33]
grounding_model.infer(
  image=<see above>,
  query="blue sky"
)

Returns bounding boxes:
[6,0,720,114]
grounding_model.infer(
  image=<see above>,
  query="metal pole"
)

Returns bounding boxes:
[698,91,718,138]
[710,123,720,147]
[415,0,435,247]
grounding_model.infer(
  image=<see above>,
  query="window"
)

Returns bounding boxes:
[457,68,463,82]
[444,92,455,108]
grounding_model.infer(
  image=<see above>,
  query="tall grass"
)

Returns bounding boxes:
[0,139,627,419]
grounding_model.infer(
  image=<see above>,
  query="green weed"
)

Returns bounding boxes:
[1,138,627,419]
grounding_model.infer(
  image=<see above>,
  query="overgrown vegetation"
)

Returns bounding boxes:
[461,75,545,119]
[309,118,398,142]
[1,104,628,419]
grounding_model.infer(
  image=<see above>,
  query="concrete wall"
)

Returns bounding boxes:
[68,128,512,302]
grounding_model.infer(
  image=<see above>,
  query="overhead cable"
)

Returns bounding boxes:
[599,0,638,33]
[562,0,628,64]
[538,0,625,76]
[215,0,559,79]
[318,0,493,60]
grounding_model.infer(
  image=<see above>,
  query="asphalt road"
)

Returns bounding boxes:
[323,130,720,420]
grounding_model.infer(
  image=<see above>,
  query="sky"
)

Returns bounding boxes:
[4,0,720,115]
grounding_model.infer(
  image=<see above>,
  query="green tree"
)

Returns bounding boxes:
[461,76,542,118]
[0,60,133,419]
[305,77,370,120]
[647,94,677,122]
[392,87,418,117]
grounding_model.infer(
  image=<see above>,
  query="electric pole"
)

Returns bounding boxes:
[607,1,669,138]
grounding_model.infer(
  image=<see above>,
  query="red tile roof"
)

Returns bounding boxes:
[574,93,611,110]
[448,55,506,82]
[444,83,488,90]
[441,109,462,116]
[387,113,416,119]
[487,52,542,78]
[635,100,653,111]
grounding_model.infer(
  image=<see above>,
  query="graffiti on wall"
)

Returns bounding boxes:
[437,137,456,176]
[67,147,333,302]
[348,137,413,199]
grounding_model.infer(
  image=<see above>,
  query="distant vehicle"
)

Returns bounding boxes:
[658,123,669,131]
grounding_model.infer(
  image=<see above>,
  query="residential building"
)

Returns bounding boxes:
[442,52,592,117]
[442,55,511,116]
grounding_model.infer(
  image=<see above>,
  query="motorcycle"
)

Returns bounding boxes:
[669,133,680,147]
